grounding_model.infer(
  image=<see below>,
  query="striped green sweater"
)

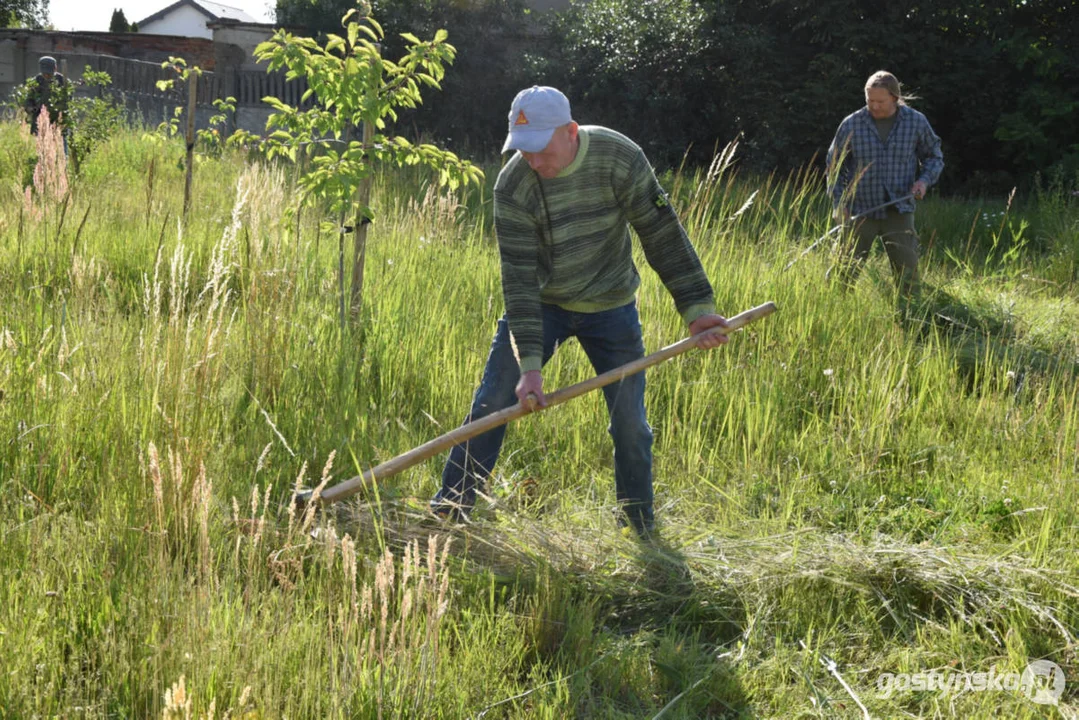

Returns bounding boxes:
[494,125,715,372]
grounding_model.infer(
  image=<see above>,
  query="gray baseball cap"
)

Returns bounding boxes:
[39,56,57,73]
[502,86,573,153]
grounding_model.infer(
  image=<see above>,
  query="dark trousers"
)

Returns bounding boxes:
[433,301,655,530]
[831,209,920,296]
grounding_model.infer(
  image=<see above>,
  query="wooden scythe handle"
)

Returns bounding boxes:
[301,301,777,508]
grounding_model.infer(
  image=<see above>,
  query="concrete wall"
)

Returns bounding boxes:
[0,29,217,104]
[0,29,217,83]
[140,6,215,40]
[1,28,309,136]
[0,39,18,86]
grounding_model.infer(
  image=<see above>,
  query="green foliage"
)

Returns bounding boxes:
[144,105,184,144]
[0,0,46,27]
[147,57,231,158]
[11,71,70,131]
[195,96,236,158]
[559,0,712,78]
[547,0,724,165]
[149,56,198,147]
[276,0,537,155]
[253,10,484,214]
[268,0,1079,189]
[154,55,200,93]
[65,67,126,174]
[991,4,1079,182]
[368,0,536,154]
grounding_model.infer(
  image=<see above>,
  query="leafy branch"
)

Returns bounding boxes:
[250,8,484,323]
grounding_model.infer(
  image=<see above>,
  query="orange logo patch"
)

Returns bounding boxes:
[514,110,529,126]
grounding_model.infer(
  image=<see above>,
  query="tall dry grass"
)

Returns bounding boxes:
[0,125,1076,717]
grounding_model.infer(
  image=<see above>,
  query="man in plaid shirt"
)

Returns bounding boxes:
[827,70,944,296]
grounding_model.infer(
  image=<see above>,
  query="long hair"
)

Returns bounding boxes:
[864,70,918,106]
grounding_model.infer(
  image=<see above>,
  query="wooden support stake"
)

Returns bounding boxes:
[182,72,197,217]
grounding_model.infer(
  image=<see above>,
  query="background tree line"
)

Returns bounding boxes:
[276,0,1078,194]
[7,0,1074,192]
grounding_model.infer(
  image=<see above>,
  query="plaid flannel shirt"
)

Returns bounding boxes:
[827,105,944,219]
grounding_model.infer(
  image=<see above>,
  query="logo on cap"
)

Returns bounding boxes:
[502,86,572,154]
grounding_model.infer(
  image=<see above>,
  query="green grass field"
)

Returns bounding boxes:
[1,122,1077,718]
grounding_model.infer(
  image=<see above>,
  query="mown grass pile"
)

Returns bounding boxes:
[1,121,1077,718]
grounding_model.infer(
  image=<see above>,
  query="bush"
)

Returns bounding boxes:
[66,68,127,174]
[372,0,539,155]
[274,0,1079,186]
[546,0,725,166]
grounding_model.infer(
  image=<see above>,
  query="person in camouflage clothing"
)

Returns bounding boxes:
[24,56,69,135]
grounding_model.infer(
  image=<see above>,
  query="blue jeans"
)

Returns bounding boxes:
[433,301,654,530]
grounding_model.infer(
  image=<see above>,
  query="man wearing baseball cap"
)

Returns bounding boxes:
[432,86,729,535]
[24,56,69,136]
